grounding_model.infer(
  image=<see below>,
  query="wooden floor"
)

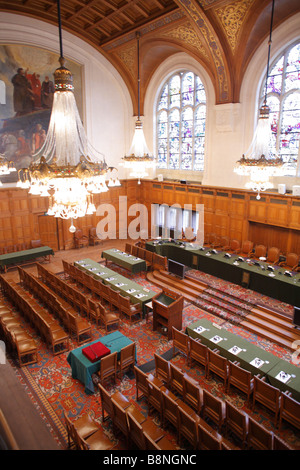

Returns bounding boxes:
[0,239,127,451]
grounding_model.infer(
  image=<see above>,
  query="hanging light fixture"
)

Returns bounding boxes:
[17,0,120,230]
[0,156,16,181]
[120,32,156,184]
[234,0,284,200]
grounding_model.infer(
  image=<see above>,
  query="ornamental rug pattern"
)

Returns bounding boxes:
[4,264,300,450]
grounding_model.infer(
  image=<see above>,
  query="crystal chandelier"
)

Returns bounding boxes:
[234,0,284,200]
[120,32,156,184]
[17,0,120,229]
[0,156,16,183]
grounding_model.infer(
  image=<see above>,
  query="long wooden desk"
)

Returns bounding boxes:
[75,258,157,313]
[102,248,147,273]
[146,241,300,306]
[0,246,54,272]
[186,318,300,401]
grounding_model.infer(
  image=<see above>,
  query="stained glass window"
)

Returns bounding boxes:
[157,71,206,171]
[260,42,300,175]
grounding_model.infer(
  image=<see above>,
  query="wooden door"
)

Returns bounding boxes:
[38,215,63,251]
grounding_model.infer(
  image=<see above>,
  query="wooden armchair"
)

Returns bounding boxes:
[182,375,202,414]
[144,433,177,450]
[238,240,254,256]
[206,348,229,387]
[147,380,164,420]
[247,417,274,450]
[154,353,170,385]
[76,425,115,451]
[225,400,249,449]
[178,405,200,449]
[278,390,300,431]
[278,252,300,272]
[197,423,222,450]
[74,229,89,249]
[161,391,179,437]
[118,342,136,379]
[98,302,119,333]
[227,360,254,405]
[97,351,118,385]
[169,363,185,396]
[16,336,38,367]
[89,227,102,246]
[134,366,150,401]
[127,411,164,450]
[228,239,241,253]
[250,244,267,259]
[68,313,92,345]
[252,375,281,425]
[202,389,226,432]
[172,326,189,362]
[188,336,208,373]
[266,246,280,264]
[118,294,142,323]
[64,411,99,450]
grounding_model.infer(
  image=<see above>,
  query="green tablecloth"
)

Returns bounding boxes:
[102,248,147,273]
[186,319,300,400]
[67,331,136,394]
[146,241,300,305]
[186,319,279,376]
[0,246,54,269]
[75,258,156,313]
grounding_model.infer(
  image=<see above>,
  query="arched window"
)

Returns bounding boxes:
[156,71,206,171]
[260,42,300,175]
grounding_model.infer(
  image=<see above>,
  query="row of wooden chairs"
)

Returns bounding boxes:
[97,342,136,384]
[62,260,143,324]
[203,235,300,270]
[0,297,38,367]
[98,383,176,450]
[172,327,300,432]
[154,357,294,450]
[19,267,93,346]
[124,243,168,271]
[0,276,69,356]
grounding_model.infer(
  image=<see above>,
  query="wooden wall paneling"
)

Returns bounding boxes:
[248,195,268,222]
[248,222,289,254]
[289,200,300,230]
[266,197,289,227]
[38,215,60,251]
[0,217,13,248]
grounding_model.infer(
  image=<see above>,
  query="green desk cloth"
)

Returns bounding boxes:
[67,331,136,394]
[186,319,280,377]
[146,241,300,306]
[75,258,156,313]
[0,246,54,269]
[267,359,300,402]
[102,248,147,273]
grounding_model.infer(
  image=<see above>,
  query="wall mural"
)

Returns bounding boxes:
[0,44,83,183]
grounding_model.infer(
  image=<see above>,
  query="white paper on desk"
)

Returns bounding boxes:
[113,249,119,252]
[98,272,106,275]
[194,326,206,334]
[210,335,223,344]
[250,357,265,368]
[106,277,116,281]
[275,371,291,383]
[127,289,136,293]
[116,283,125,287]
[228,346,242,356]
[135,293,146,298]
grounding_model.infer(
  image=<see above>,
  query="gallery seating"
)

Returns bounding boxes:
[250,244,267,260]
[278,252,300,271]
[266,246,280,264]
[161,390,179,437]
[227,360,254,405]
[127,410,164,450]
[118,342,136,379]
[172,327,189,361]
[182,375,202,414]
[154,353,170,385]
[64,411,100,450]
[247,416,274,450]
[188,336,208,373]
[206,348,229,387]
[118,294,142,323]
[202,389,226,432]
[278,391,300,431]
[224,400,249,449]
[97,351,118,384]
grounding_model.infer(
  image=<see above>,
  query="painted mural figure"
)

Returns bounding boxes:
[11,67,34,116]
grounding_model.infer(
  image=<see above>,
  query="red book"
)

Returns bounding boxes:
[82,342,111,363]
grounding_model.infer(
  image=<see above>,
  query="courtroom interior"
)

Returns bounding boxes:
[0,0,300,453]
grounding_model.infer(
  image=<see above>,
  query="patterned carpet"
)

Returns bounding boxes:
[3,263,300,450]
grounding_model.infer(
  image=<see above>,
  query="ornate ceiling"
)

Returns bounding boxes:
[1,0,300,111]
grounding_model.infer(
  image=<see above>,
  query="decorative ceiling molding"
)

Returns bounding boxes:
[160,21,209,59]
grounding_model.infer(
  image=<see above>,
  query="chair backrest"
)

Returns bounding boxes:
[230,239,240,252]
[162,390,179,429]
[189,337,208,367]
[134,366,149,400]
[247,417,274,450]
[178,405,198,448]
[253,376,281,422]
[98,383,113,420]
[197,423,222,450]
[228,361,253,402]
[225,400,248,445]
[75,229,83,240]
[254,244,267,258]
[207,349,228,383]
[120,342,135,366]
[285,252,299,269]
[154,353,170,384]
[202,389,225,430]
[267,246,280,263]
[241,240,253,254]
[182,375,202,413]
[279,391,300,431]
[100,352,117,382]
[127,411,145,449]
[111,399,129,439]
[172,327,189,355]
[169,363,184,395]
